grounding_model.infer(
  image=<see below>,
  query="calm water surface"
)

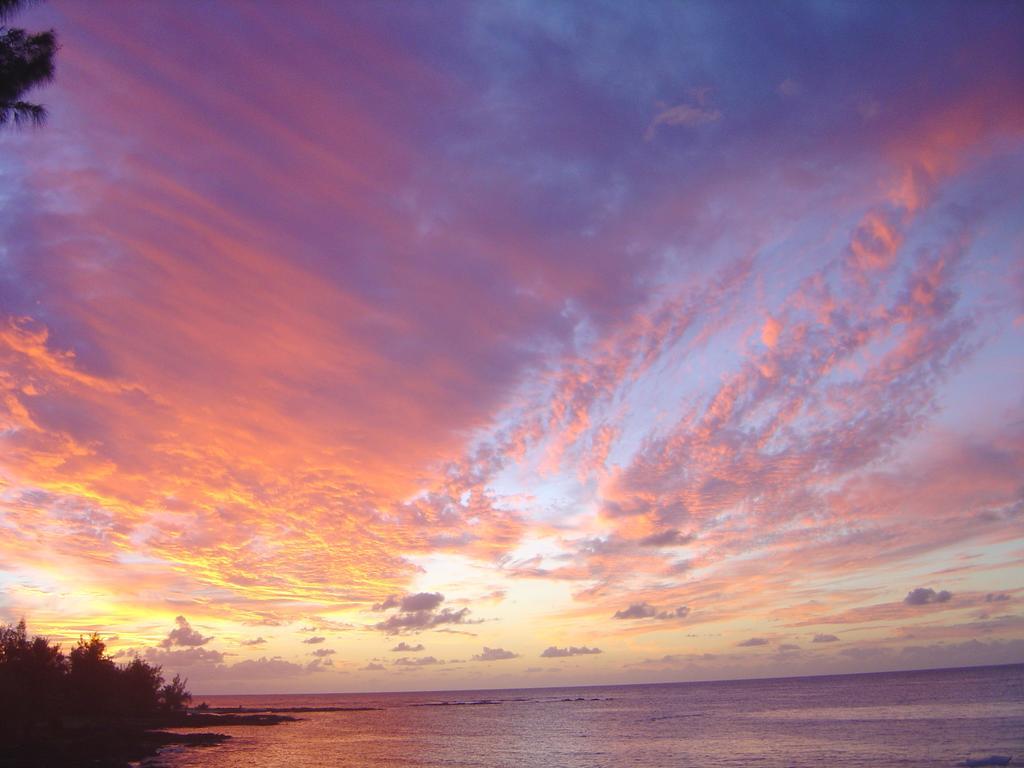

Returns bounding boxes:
[156,664,1024,768]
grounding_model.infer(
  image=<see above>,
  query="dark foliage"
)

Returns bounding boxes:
[0,620,192,739]
[0,0,57,126]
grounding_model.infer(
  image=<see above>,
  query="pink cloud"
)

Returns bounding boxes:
[1,0,1022,682]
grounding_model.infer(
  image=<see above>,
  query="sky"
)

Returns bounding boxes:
[0,0,1022,694]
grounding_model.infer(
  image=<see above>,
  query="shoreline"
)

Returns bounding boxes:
[0,710,296,768]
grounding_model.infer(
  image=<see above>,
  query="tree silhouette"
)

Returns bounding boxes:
[67,633,121,716]
[0,619,194,743]
[0,620,66,735]
[160,673,193,712]
[120,656,164,715]
[0,0,57,127]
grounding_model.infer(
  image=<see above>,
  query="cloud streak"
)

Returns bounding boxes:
[0,0,1021,688]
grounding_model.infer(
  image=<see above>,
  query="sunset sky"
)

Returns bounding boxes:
[1,1,1022,693]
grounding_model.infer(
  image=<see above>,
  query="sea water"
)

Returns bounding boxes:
[156,664,1024,768]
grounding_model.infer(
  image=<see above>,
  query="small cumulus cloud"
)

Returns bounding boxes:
[737,637,770,647]
[398,592,445,612]
[540,645,602,658]
[472,646,518,661]
[311,648,335,657]
[241,636,267,646]
[302,636,326,644]
[985,593,1011,602]
[391,641,425,652]
[812,633,840,643]
[612,602,689,621]
[373,592,444,612]
[613,603,656,619]
[373,593,479,635]
[376,607,473,634]
[360,662,385,671]
[159,616,212,648]
[904,588,952,606]
[394,655,441,666]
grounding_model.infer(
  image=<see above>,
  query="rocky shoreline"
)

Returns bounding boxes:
[202,705,380,714]
[0,710,296,768]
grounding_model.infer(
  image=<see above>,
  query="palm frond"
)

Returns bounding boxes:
[0,99,45,126]
[0,1,38,24]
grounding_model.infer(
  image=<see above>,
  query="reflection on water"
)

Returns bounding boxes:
[158,664,1024,768]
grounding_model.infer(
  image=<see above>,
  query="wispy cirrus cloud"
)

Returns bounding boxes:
[1,0,1022,688]
[644,98,721,140]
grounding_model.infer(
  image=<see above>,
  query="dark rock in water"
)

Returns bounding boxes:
[0,727,231,768]
[146,731,230,747]
[958,756,1013,767]
[162,711,297,726]
[201,705,379,714]
[0,710,297,767]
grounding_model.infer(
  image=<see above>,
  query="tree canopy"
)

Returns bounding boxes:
[0,0,57,126]
[0,620,192,733]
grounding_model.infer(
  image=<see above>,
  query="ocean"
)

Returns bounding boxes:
[158,664,1024,768]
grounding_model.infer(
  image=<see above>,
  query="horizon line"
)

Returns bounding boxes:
[192,660,1024,699]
